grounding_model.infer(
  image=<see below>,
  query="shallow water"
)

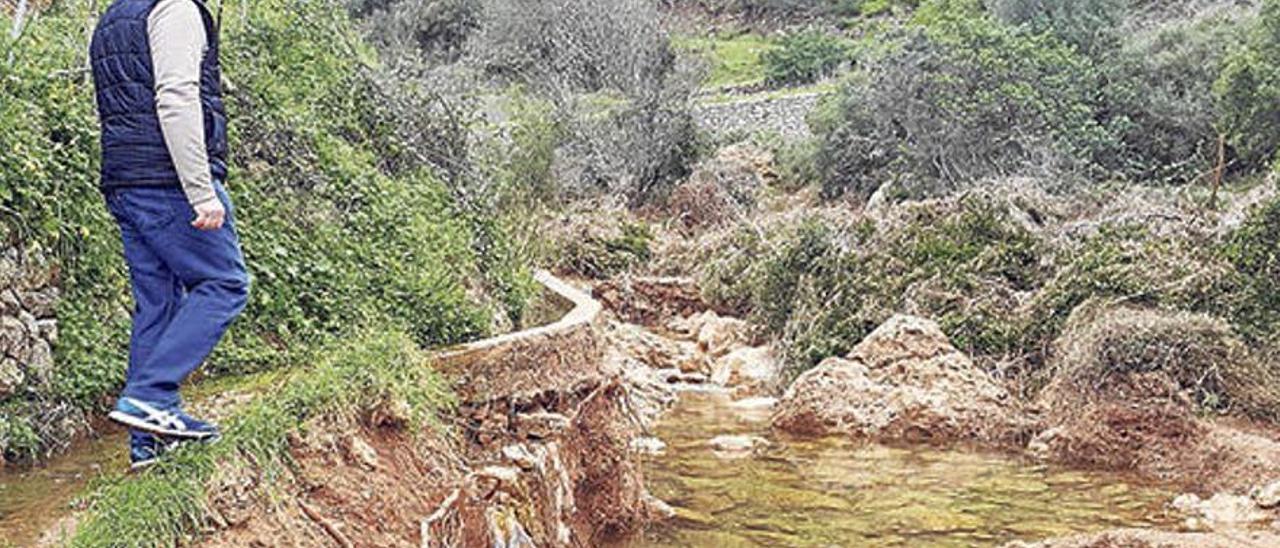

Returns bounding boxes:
[0,431,125,546]
[628,389,1179,547]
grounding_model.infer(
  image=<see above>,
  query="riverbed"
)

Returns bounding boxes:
[628,388,1180,547]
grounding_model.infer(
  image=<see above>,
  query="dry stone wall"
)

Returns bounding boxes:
[0,247,59,400]
[693,91,824,140]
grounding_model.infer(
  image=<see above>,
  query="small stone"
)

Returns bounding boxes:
[34,319,57,343]
[708,434,768,455]
[24,338,53,381]
[711,346,777,387]
[696,313,750,358]
[1252,480,1280,509]
[514,411,571,440]
[643,493,676,519]
[0,315,27,356]
[345,436,379,471]
[1026,427,1062,460]
[502,444,539,469]
[0,356,23,398]
[0,290,20,316]
[19,288,58,318]
[630,436,667,455]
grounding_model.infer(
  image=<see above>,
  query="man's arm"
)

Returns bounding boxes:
[148,0,224,230]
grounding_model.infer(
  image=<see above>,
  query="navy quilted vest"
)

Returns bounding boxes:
[90,0,228,189]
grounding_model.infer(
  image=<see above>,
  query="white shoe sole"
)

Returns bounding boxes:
[129,458,158,472]
[108,411,216,440]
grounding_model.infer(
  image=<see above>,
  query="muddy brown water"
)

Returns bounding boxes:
[0,430,125,546]
[627,388,1181,547]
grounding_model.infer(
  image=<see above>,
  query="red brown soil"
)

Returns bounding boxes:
[202,421,466,548]
[199,379,648,548]
[1037,370,1280,494]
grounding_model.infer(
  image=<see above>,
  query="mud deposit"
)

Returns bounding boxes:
[628,389,1181,547]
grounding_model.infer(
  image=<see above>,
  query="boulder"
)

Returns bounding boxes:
[609,322,706,374]
[695,312,749,358]
[772,315,1027,446]
[1172,493,1272,529]
[710,345,778,389]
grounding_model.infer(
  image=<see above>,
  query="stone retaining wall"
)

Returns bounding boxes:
[0,247,59,400]
[693,91,825,140]
[435,270,609,404]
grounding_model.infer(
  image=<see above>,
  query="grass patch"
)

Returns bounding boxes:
[69,328,453,547]
[674,32,778,89]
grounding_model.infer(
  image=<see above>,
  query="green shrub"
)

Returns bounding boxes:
[354,0,481,62]
[762,30,852,86]
[814,7,1114,200]
[558,221,654,279]
[1214,0,1280,172]
[990,0,1125,57]
[1223,193,1280,341]
[1104,11,1249,183]
[1028,224,1244,352]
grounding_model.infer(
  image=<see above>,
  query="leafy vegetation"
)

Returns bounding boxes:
[762,29,852,85]
[810,0,1280,201]
[813,7,1111,200]
[673,32,778,89]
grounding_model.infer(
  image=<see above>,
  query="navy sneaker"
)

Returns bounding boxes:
[129,430,179,471]
[108,397,220,440]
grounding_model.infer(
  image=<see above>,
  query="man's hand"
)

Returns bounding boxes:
[191,199,226,231]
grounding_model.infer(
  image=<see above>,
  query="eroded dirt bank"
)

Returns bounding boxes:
[192,272,656,547]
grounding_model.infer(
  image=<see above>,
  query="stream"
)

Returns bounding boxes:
[628,388,1180,547]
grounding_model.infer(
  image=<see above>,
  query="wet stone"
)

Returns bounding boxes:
[630,436,667,456]
[1252,480,1280,509]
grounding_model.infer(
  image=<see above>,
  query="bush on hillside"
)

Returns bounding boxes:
[1214,0,1280,172]
[1104,11,1249,183]
[762,29,851,85]
[701,191,1047,379]
[1223,192,1280,341]
[990,0,1126,56]
[466,0,703,205]
[813,11,1113,200]
[1026,223,1245,359]
[352,0,481,62]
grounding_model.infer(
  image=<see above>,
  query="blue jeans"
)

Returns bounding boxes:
[105,182,249,408]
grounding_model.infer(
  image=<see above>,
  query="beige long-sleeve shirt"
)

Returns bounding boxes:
[148,0,216,207]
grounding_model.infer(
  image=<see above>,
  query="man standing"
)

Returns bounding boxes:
[89,0,249,470]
